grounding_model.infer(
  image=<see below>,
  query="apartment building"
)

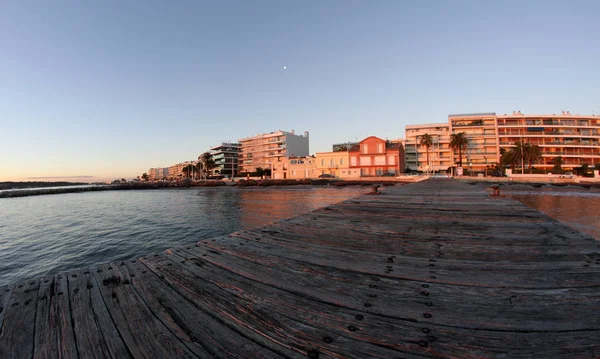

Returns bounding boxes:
[238,130,309,174]
[496,111,600,169]
[405,123,451,172]
[209,142,240,177]
[272,156,317,179]
[348,136,403,176]
[448,113,500,172]
[147,167,169,180]
[407,111,600,172]
[315,151,355,178]
[168,161,196,179]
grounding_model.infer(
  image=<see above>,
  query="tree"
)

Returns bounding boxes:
[195,162,203,180]
[419,133,434,174]
[524,143,542,173]
[182,164,195,179]
[255,167,265,178]
[141,173,149,181]
[199,152,216,179]
[450,132,470,167]
[500,149,517,170]
[552,156,563,173]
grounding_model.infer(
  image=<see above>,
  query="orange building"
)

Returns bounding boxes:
[348,136,404,176]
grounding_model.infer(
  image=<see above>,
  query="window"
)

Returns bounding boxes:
[362,144,369,153]
[387,156,396,165]
[350,157,357,166]
[374,156,385,165]
[340,158,344,165]
[342,171,346,174]
[330,159,335,166]
[360,157,371,166]
[292,170,295,176]
[321,159,324,166]
[377,143,383,153]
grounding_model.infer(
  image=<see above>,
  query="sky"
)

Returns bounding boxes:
[1,0,599,181]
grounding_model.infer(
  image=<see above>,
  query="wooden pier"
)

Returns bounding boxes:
[1,179,599,358]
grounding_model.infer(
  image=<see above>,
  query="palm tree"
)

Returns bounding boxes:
[182,164,195,179]
[419,133,434,174]
[450,132,470,167]
[195,162,203,180]
[141,173,149,181]
[552,156,563,172]
[524,143,542,173]
[500,149,518,170]
[199,152,216,179]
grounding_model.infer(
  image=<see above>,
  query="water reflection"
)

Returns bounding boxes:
[504,186,600,240]
[0,186,366,285]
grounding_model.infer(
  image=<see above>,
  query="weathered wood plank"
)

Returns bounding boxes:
[0,283,14,331]
[177,240,600,331]
[141,253,427,359]
[91,262,197,358]
[1,179,599,358]
[165,248,600,358]
[68,268,131,359]
[120,259,283,358]
[0,279,40,359]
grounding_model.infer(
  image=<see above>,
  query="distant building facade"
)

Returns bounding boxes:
[406,111,600,172]
[348,136,403,176]
[272,155,317,179]
[209,142,240,177]
[496,111,600,170]
[448,113,499,172]
[238,130,309,174]
[147,167,169,180]
[168,161,195,179]
[315,151,355,178]
[405,123,451,172]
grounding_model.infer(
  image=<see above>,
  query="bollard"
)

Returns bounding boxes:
[491,185,500,197]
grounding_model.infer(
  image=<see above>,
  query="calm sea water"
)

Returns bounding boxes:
[0,186,366,286]
[502,185,600,241]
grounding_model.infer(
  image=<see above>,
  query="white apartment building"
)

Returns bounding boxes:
[238,130,309,174]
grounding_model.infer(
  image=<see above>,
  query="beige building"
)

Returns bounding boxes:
[406,111,600,173]
[238,130,309,174]
[147,167,169,180]
[496,111,600,169]
[168,161,196,179]
[315,151,357,178]
[272,156,317,179]
[405,123,451,172]
[448,113,500,172]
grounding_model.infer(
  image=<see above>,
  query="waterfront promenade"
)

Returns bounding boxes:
[1,180,599,358]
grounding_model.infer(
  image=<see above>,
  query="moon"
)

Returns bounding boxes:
[283,66,286,70]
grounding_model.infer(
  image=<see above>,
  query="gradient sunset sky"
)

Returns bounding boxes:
[1,0,599,181]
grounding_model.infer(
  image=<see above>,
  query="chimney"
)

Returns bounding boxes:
[290,130,295,134]
[304,131,309,138]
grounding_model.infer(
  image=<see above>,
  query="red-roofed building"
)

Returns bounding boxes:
[348,136,404,176]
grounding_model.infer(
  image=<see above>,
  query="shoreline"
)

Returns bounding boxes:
[0,179,411,198]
